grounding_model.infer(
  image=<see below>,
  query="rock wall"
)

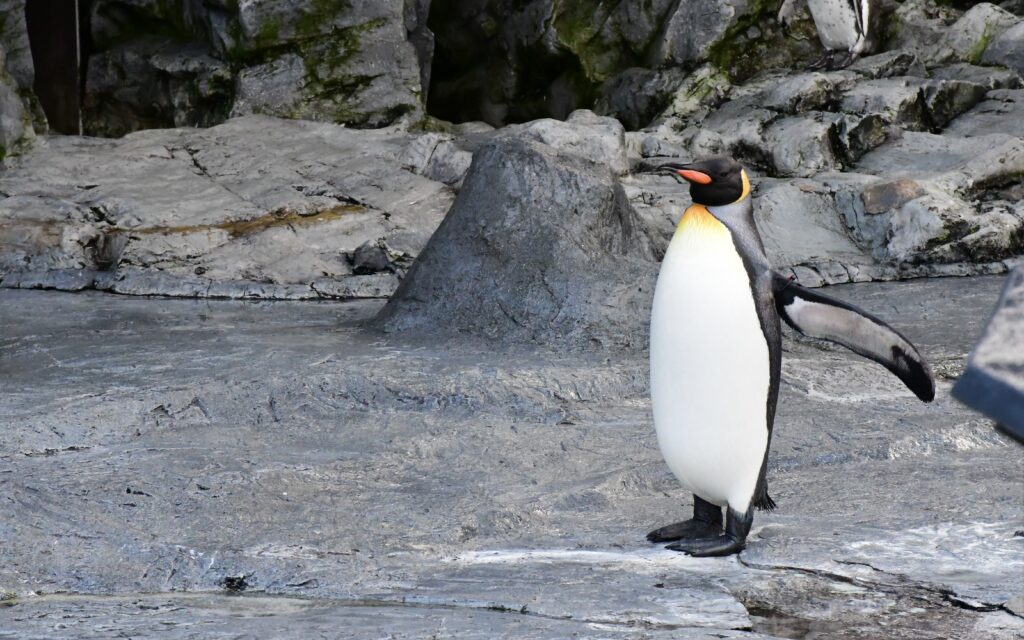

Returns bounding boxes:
[81,0,429,136]
[0,0,43,160]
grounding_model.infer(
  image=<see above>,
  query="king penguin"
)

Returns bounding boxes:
[647,156,935,557]
[778,0,876,70]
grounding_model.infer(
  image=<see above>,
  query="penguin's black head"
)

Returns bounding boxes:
[655,157,747,207]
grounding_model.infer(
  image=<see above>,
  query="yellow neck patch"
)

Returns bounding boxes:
[739,169,751,201]
[677,204,728,236]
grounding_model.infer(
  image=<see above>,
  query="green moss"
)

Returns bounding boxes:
[706,0,811,82]
[664,64,731,122]
[252,18,281,51]
[552,0,625,82]
[409,115,456,134]
[295,0,353,40]
[551,0,670,82]
[968,28,993,65]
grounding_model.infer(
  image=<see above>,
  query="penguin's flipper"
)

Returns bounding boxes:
[772,273,935,402]
[777,0,806,26]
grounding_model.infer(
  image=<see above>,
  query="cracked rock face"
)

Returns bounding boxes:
[630,32,1024,286]
[0,116,453,299]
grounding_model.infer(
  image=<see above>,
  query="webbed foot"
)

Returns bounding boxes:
[827,51,857,70]
[647,518,721,543]
[665,505,753,558]
[806,51,834,71]
[647,495,722,543]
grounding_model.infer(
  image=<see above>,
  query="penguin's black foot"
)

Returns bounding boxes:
[806,51,834,71]
[647,518,722,543]
[666,506,753,557]
[827,51,857,70]
[665,535,745,557]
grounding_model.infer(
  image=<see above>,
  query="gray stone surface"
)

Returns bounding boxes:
[953,267,1024,442]
[0,276,1021,637]
[377,137,659,349]
[984,20,1024,76]
[935,2,1020,64]
[500,109,631,175]
[945,88,1024,137]
[0,116,454,298]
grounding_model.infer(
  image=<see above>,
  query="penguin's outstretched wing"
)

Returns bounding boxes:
[772,273,935,402]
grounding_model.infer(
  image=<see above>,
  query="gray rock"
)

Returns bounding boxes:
[595,67,687,131]
[0,44,34,161]
[500,109,630,176]
[840,77,929,129]
[0,116,454,298]
[0,0,35,98]
[889,0,962,63]
[657,64,733,124]
[936,2,1020,64]
[763,115,841,178]
[945,88,1024,138]
[848,50,928,79]
[377,137,660,349]
[885,190,1024,263]
[229,16,424,128]
[922,79,989,128]
[400,133,474,187]
[827,112,889,163]
[702,99,777,163]
[929,63,1023,91]
[983,21,1024,76]
[758,72,841,114]
[83,0,427,132]
[84,39,233,137]
[953,267,1024,441]
[754,179,873,270]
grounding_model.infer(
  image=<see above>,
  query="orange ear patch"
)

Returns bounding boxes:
[677,169,712,185]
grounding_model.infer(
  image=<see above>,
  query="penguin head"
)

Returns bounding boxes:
[656,157,748,207]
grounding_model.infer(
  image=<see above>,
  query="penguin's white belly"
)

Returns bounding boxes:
[650,208,769,510]
[808,0,863,51]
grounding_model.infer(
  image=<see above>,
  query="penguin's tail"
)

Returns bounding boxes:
[753,492,776,512]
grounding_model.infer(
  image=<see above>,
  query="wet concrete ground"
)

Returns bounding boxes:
[0,276,1021,638]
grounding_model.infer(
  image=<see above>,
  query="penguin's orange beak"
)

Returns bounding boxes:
[653,162,713,185]
[675,169,712,185]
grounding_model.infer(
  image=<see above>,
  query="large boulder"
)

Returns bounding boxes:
[377,137,660,349]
